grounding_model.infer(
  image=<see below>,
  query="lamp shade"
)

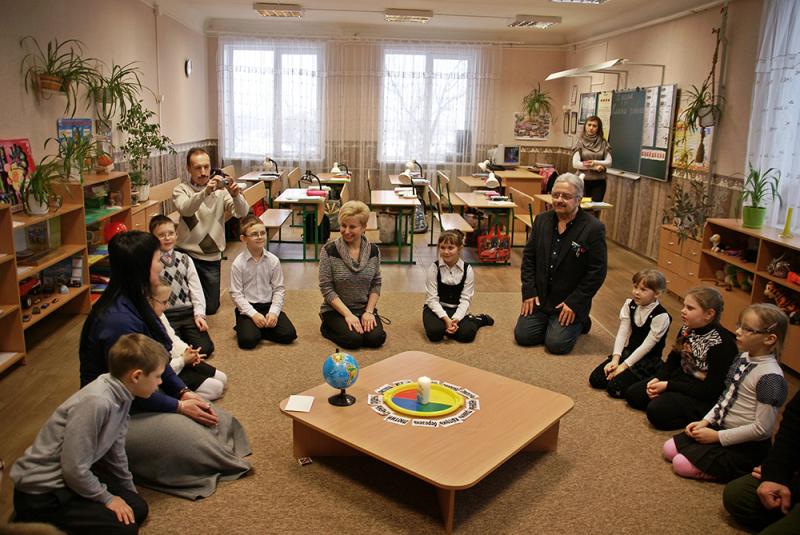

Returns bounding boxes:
[478,160,490,172]
[330,162,341,173]
[485,172,500,189]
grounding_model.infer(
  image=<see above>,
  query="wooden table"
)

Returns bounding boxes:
[456,175,490,189]
[535,194,614,212]
[454,192,517,265]
[273,188,328,262]
[279,351,574,533]
[370,190,420,265]
[315,173,351,200]
[496,168,543,198]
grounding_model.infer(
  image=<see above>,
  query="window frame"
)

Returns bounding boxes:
[222,41,324,161]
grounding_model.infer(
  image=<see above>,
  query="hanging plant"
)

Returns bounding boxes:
[87,61,146,121]
[522,83,552,119]
[680,28,724,132]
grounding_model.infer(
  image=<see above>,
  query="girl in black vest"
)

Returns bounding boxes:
[589,269,672,398]
[423,230,493,343]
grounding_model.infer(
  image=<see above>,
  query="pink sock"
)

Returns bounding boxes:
[662,438,678,461]
[672,454,715,480]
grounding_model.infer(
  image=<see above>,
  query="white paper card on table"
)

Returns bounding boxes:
[285,395,314,412]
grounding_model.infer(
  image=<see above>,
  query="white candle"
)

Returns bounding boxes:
[416,376,431,404]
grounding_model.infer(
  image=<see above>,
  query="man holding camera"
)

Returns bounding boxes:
[173,147,248,315]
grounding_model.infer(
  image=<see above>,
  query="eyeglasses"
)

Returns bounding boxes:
[735,322,769,335]
[156,231,176,239]
[551,192,575,200]
[247,231,267,238]
[150,297,170,306]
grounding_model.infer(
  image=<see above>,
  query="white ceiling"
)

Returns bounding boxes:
[151,0,723,45]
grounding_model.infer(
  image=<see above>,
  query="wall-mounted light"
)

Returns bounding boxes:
[385,9,433,23]
[254,3,303,17]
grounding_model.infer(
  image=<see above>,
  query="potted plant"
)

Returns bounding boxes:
[663,177,711,243]
[46,135,98,182]
[522,83,552,119]
[681,80,724,131]
[87,61,145,122]
[19,36,98,117]
[117,100,174,201]
[19,156,64,216]
[740,162,781,229]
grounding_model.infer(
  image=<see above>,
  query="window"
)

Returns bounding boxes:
[222,41,323,160]
[380,48,474,163]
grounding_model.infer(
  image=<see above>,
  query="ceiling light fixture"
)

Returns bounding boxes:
[253,3,303,18]
[550,0,608,4]
[508,15,562,29]
[385,9,433,24]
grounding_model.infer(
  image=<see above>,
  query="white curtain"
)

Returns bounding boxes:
[220,36,502,201]
[745,0,800,231]
[218,36,326,181]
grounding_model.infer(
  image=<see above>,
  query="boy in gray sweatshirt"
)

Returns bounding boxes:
[11,334,167,534]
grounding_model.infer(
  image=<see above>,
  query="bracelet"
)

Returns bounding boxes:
[178,387,191,398]
[364,311,374,316]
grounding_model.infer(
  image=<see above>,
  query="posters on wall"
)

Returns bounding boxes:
[578,93,597,124]
[514,112,551,140]
[0,138,35,212]
[56,118,93,141]
[672,90,713,174]
[596,91,613,139]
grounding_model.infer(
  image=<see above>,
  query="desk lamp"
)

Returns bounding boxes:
[485,172,500,189]
[330,162,350,175]
[262,156,280,177]
[478,160,490,172]
[300,170,323,190]
[405,159,424,177]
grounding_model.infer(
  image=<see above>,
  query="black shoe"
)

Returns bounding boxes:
[477,314,494,327]
[581,317,592,334]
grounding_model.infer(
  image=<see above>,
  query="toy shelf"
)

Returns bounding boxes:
[0,204,25,372]
[22,285,91,330]
[15,244,85,282]
[700,218,800,373]
[11,203,83,229]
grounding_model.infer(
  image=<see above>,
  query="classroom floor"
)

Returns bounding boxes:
[1,226,797,532]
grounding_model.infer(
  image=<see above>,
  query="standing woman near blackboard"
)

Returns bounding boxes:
[572,115,612,202]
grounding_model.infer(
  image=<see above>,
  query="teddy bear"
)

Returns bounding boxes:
[709,234,722,253]
[764,281,800,325]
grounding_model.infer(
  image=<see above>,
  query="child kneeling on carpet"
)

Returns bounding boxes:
[589,269,671,398]
[11,334,162,534]
[150,280,227,400]
[663,303,788,481]
[150,215,215,357]
[230,215,297,349]
[423,230,493,343]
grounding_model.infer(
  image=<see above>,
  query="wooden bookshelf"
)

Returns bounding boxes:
[699,218,800,373]
[0,204,25,372]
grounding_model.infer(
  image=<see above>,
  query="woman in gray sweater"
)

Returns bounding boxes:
[318,200,386,350]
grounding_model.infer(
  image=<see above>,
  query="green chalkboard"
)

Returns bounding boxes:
[602,84,677,181]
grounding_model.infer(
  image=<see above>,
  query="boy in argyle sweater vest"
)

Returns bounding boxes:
[150,215,215,356]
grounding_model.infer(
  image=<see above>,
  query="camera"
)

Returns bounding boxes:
[210,168,232,189]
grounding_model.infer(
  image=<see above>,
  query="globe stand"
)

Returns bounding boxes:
[328,389,356,406]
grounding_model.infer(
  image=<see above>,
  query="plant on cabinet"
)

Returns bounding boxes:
[46,135,98,183]
[19,36,98,117]
[117,100,174,202]
[19,156,64,216]
[740,162,781,229]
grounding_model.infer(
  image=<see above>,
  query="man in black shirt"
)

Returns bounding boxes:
[514,173,607,354]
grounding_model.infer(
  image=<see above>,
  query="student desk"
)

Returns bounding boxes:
[315,173,351,200]
[370,190,419,265]
[534,194,614,213]
[454,192,516,265]
[456,175,491,190]
[279,350,574,534]
[238,170,282,207]
[273,188,328,262]
[495,168,544,198]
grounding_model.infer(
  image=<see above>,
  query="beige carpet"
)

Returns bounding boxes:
[139,290,745,534]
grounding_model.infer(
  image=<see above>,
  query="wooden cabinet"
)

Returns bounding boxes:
[658,225,701,300]
[131,200,161,233]
[0,172,132,375]
[699,218,800,372]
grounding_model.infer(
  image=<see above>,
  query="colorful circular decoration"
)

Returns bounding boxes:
[383,383,464,418]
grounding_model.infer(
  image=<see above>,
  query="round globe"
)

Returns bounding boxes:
[322,351,359,406]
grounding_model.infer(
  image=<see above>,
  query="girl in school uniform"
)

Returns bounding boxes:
[589,269,672,398]
[625,286,738,430]
[663,303,789,482]
[423,230,493,343]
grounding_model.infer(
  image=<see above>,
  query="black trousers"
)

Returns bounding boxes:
[320,309,386,350]
[189,256,221,315]
[625,376,713,430]
[422,305,481,343]
[165,307,214,357]
[235,303,297,349]
[14,472,148,535]
[584,179,607,202]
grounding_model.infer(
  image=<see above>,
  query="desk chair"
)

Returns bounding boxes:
[508,187,535,247]
[437,171,466,213]
[427,185,473,246]
[286,167,302,225]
